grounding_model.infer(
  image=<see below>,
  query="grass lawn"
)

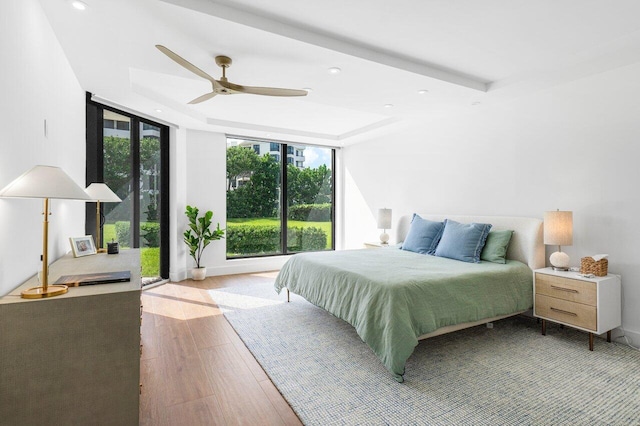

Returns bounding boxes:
[103,217,332,276]
[227,217,332,249]
[103,223,159,277]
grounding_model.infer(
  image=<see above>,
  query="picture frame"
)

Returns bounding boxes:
[69,236,97,258]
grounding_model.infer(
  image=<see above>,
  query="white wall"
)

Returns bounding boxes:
[0,0,86,296]
[343,62,640,344]
[170,129,288,281]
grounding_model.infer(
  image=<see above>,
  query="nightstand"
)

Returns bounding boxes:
[533,267,621,350]
[364,241,387,249]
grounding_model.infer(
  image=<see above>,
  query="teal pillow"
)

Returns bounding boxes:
[480,230,513,264]
[434,219,492,263]
[401,214,444,255]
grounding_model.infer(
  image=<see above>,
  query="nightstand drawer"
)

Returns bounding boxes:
[535,294,597,331]
[535,273,596,306]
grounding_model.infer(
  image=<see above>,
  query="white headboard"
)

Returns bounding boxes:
[396,214,545,271]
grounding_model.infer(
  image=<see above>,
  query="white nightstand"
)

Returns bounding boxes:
[533,267,621,351]
[363,242,390,249]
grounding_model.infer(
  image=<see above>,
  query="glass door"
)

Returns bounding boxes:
[86,96,169,284]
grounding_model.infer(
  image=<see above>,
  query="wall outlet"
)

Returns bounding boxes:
[486,322,493,329]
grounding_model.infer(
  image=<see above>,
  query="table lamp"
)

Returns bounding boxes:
[544,210,573,271]
[85,183,121,253]
[377,208,392,245]
[0,165,91,298]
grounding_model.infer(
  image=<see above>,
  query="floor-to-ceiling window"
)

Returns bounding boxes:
[86,94,169,282]
[226,136,334,258]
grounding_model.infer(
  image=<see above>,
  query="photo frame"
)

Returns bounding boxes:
[69,236,97,258]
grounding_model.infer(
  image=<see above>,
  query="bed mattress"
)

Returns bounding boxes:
[274,247,533,382]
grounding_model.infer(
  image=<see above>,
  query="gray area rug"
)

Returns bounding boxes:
[212,282,640,425]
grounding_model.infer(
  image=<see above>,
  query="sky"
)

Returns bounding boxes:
[303,146,331,169]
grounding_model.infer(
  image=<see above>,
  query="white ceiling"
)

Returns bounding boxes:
[39,0,640,146]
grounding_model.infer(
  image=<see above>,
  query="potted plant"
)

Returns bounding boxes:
[183,205,225,280]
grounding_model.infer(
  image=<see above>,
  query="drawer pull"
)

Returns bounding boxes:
[550,307,578,317]
[550,285,579,293]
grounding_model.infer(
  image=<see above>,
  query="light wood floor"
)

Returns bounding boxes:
[139,272,302,426]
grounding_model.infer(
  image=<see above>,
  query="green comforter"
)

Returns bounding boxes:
[274,248,533,382]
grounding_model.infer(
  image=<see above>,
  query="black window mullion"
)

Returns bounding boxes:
[85,96,103,242]
[331,149,336,250]
[131,118,141,248]
[160,125,170,278]
[281,143,288,254]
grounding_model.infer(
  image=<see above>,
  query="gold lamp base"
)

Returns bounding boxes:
[21,285,68,299]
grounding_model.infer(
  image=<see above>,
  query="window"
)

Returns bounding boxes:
[226,137,334,258]
[253,144,260,154]
[86,96,170,283]
[116,120,130,131]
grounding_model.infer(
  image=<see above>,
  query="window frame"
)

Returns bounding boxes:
[226,135,336,259]
[85,92,170,279]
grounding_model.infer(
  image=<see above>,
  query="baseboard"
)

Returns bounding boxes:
[611,326,640,347]
[169,270,188,283]
[169,256,289,282]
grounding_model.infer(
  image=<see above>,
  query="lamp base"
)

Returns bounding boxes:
[549,251,570,271]
[379,231,390,245]
[21,284,68,299]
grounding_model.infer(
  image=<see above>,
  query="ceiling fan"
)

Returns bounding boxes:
[155,45,308,104]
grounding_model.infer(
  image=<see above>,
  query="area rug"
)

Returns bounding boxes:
[211,282,640,425]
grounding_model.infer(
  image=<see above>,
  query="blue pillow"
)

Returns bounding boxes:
[401,214,444,255]
[434,219,492,263]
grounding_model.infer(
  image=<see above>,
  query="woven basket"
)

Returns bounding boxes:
[580,257,608,276]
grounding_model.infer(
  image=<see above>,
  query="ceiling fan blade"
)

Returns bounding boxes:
[238,85,308,97]
[156,44,217,84]
[188,92,217,104]
[217,79,307,97]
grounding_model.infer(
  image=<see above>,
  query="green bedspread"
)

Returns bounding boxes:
[274,248,533,382]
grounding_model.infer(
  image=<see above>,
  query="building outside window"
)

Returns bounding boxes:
[226,137,334,258]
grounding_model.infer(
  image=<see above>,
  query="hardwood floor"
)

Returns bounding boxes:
[139,272,302,426]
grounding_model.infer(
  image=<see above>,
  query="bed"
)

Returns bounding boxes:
[274,214,545,382]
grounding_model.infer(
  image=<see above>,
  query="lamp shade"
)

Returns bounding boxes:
[85,183,121,202]
[377,208,392,230]
[544,210,573,246]
[0,165,91,200]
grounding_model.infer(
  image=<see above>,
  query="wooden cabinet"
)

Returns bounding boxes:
[533,267,621,350]
[0,250,141,426]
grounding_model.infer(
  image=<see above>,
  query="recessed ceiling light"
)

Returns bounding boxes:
[71,1,87,10]
[155,109,163,113]
[471,101,482,106]
[417,89,429,95]
[384,104,394,108]
[327,67,341,75]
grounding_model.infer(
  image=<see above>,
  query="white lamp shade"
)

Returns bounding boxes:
[85,183,122,202]
[544,210,573,246]
[0,165,91,200]
[377,208,392,230]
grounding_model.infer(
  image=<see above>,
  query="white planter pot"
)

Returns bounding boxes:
[192,267,207,281]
